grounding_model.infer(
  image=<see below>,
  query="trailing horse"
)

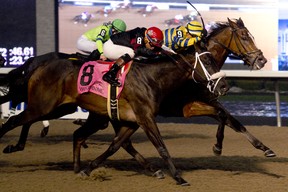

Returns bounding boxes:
[0,17,274,184]
[0,42,228,185]
[71,18,274,181]
[73,18,274,172]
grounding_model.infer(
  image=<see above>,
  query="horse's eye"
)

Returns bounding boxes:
[241,31,249,40]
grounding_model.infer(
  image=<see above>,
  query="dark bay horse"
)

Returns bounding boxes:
[0,42,228,185]
[0,17,274,184]
[71,17,274,181]
[0,18,274,168]
[73,18,274,171]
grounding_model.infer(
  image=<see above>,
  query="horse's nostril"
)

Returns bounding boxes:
[221,85,229,94]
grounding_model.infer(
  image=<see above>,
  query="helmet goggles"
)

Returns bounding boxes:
[146,33,163,48]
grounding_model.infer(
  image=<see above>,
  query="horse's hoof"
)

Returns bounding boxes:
[213,145,222,156]
[82,142,89,149]
[152,170,165,179]
[264,149,276,157]
[3,145,22,153]
[74,166,81,174]
[180,182,190,186]
[79,170,89,177]
[73,119,85,125]
[40,126,49,137]
[3,145,14,153]
[176,177,190,186]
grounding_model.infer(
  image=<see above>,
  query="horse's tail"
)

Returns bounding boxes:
[0,57,34,86]
[0,51,87,88]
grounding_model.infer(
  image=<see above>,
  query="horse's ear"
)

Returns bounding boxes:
[227,17,237,28]
[238,17,245,27]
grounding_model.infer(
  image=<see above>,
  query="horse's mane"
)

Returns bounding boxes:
[207,18,244,39]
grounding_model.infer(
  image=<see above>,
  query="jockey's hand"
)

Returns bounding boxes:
[201,28,208,38]
[100,54,107,61]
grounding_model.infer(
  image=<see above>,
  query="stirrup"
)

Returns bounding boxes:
[103,75,121,87]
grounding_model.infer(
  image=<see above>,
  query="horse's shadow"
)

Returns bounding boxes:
[0,126,285,179]
[1,155,286,179]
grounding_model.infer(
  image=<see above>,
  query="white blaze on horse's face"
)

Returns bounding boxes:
[192,52,226,95]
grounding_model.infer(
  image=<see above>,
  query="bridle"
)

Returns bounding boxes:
[209,25,262,69]
[176,51,226,94]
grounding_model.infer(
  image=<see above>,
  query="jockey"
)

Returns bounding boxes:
[76,19,127,60]
[163,20,204,51]
[102,26,164,87]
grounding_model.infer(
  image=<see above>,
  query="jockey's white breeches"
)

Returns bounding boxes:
[103,39,135,61]
[76,35,97,53]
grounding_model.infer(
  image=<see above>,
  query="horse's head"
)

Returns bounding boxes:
[208,18,267,70]
[182,42,229,97]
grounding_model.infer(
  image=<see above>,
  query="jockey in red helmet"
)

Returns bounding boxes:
[102,26,164,87]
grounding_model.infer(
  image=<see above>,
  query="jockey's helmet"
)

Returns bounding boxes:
[145,26,164,48]
[112,19,127,32]
[187,20,203,37]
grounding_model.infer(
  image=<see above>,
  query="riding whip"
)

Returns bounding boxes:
[186,1,205,27]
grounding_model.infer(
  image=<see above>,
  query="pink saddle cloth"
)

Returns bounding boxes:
[77,60,131,98]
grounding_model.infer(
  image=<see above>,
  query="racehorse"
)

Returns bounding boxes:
[73,18,274,170]
[0,17,274,184]
[0,18,273,163]
[71,17,274,181]
[0,42,228,185]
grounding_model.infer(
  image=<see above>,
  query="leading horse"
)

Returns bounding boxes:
[0,42,228,185]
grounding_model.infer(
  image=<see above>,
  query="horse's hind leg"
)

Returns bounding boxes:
[3,124,32,153]
[0,112,35,153]
[0,106,46,153]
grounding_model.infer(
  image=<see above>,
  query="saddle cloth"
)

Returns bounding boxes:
[77,60,131,98]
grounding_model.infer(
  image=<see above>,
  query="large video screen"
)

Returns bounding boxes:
[58,0,280,71]
[0,0,36,68]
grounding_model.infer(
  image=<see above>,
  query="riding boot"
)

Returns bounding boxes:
[102,54,131,87]
[87,49,101,61]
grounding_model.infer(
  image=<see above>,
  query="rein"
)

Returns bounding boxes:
[190,52,226,93]
[163,49,225,94]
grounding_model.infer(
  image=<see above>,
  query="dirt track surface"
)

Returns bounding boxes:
[0,120,287,192]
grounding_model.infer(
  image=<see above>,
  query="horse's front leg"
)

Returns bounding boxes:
[225,113,276,157]
[110,121,162,177]
[80,124,138,176]
[183,101,225,155]
[73,114,109,173]
[121,139,165,179]
[139,117,189,186]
